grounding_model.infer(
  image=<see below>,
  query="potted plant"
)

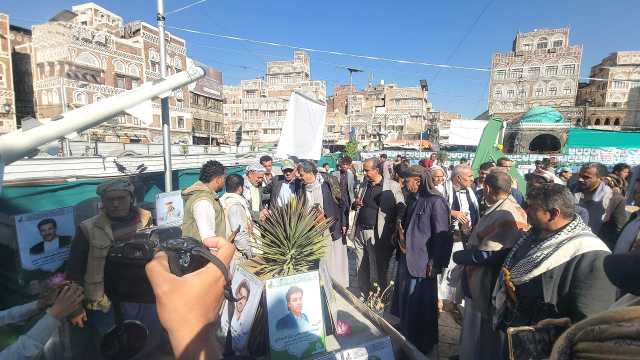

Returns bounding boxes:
[243,199,332,356]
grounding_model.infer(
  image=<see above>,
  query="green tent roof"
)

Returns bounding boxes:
[565,128,640,149]
[520,106,565,124]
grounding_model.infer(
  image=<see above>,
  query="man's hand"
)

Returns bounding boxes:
[37,281,68,310]
[426,260,436,278]
[70,310,87,328]
[342,226,348,236]
[145,241,234,359]
[451,210,469,224]
[354,198,363,209]
[47,284,84,321]
[259,208,269,222]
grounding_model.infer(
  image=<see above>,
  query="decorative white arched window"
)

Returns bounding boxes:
[113,60,126,73]
[128,64,140,77]
[41,91,49,105]
[536,37,548,49]
[50,89,59,104]
[174,57,182,70]
[77,52,100,68]
[95,94,104,103]
[551,36,564,48]
[149,49,160,62]
[74,91,88,105]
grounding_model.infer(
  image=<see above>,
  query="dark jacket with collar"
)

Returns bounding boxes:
[331,169,356,204]
[29,236,72,255]
[269,175,303,208]
[302,181,343,242]
[351,178,405,243]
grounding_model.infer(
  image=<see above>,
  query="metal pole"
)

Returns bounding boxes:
[60,78,69,157]
[158,0,173,192]
[348,72,352,142]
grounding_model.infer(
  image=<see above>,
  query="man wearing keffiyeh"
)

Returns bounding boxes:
[492,183,615,358]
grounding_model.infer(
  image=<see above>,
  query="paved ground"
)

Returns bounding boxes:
[345,245,461,360]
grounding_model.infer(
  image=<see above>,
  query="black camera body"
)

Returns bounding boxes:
[104,227,211,304]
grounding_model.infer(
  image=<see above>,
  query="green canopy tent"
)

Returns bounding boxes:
[0,166,247,216]
[564,128,640,150]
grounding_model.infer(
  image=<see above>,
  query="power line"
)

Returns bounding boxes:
[166,0,209,16]
[431,0,496,83]
[169,26,492,72]
[170,26,640,85]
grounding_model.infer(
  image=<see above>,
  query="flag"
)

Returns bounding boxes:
[471,117,526,191]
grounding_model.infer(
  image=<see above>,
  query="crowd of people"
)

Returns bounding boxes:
[2,151,640,359]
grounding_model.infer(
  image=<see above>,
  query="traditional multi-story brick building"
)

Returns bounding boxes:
[325,80,431,149]
[188,59,224,145]
[28,3,146,143]
[234,51,326,147]
[122,19,191,143]
[222,84,242,144]
[488,28,583,122]
[577,51,640,128]
[0,13,16,134]
[11,2,221,145]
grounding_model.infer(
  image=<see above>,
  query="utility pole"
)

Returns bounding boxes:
[157,0,173,192]
[337,66,363,141]
[59,78,68,156]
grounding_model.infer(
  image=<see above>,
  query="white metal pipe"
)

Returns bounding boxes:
[157,0,173,192]
[0,66,205,166]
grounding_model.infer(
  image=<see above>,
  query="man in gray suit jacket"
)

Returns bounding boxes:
[351,158,405,295]
[332,156,357,239]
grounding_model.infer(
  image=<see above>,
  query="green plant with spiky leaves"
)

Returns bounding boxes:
[250,198,331,278]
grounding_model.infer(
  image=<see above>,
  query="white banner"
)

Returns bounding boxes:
[448,119,488,146]
[276,92,327,160]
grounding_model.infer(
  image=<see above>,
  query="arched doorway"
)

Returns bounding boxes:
[529,133,562,153]
[503,133,517,153]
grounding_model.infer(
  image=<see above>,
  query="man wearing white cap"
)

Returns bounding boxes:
[243,163,269,222]
[271,159,302,207]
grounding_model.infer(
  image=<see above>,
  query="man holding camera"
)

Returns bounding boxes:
[66,179,155,354]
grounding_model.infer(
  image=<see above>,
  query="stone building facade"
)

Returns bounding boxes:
[488,28,583,122]
[29,12,145,142]
[122,19,191,143]
[235,51,326,147]
[0,13,16,134]
[222,84,242,144]
[10,2,222,145]
[577,51,640,128]
[188,59,224,145]
[325,81,431,149]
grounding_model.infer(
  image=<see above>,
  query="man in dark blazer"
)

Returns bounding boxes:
[30,218,71,255]
[331,156,357,237]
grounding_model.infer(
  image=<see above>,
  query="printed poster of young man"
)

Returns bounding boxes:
[156,190,184,227]
[15,207,75,272]
[266,271,325,360]
[220,267,264,352]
